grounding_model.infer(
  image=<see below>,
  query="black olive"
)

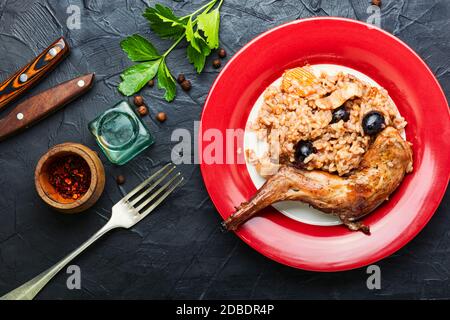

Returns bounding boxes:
[294,140,316,163]
[331,106,350,124]
[362,111,385,136]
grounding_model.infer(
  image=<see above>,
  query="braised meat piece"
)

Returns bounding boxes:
[222,127,413,234]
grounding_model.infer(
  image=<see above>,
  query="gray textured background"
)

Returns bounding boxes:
[0,0,449,299]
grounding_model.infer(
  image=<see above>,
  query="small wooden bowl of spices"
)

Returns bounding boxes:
[35,143,105,213]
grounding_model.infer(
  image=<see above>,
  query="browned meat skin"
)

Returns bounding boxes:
[222,127,413,234]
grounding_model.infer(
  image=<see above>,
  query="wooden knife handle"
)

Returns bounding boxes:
[0,74,95,141]
[0,37,70,111]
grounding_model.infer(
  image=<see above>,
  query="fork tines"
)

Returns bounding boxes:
[124,163,183,216]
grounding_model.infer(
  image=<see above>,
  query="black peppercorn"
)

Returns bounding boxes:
[137,105,149,116]
[218,48,226,59]
[148,79,155,87]
[177,73,186,84]
[133,95,144,106]
[371,0,381,7]
[116,175,126,185]
[156,112,167,122]
[180,80,192,91]
[212,59,221,69]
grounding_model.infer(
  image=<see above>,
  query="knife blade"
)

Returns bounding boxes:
[0,37,70,111]
[0,73,95,141]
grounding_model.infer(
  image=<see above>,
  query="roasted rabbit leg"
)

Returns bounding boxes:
[222,127,413,234]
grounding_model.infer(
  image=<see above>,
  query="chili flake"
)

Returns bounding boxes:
[48,155,91,200]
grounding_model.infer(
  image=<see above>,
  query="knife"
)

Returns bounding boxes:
[0,73,95,141]
[0,37,70,111]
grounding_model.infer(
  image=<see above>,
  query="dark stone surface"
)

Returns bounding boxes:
[0,0,448,299]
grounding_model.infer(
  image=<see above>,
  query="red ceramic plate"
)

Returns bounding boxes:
[199,17,450,271]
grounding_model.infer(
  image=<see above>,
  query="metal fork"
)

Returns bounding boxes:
[1,163,183,300]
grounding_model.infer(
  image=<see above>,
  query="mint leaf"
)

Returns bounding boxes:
[118,59,161,96]
[120,34,160,62]
[187,37,211,73]
[157,60,176,101]
[187,45,205,73]
[185,17,200,52]
[118,1,224,100]
[143,4,187,39]
[197,9,220,49]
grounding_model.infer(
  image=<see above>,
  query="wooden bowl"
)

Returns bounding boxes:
[35,143,105,213]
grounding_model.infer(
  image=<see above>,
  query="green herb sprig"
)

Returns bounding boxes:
[119,0,223,101]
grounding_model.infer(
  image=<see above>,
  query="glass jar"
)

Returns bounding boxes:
[88,101,154,165]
